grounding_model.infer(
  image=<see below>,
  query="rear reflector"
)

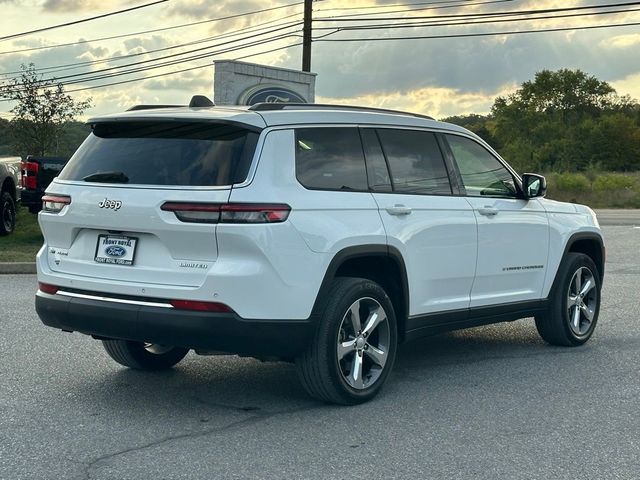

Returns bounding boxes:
[38,282,59,295]
[161,202,290,224]
[42,195,71,213]
[170,299,234,313]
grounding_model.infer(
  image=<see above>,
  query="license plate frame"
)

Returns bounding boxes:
[94,234,138,266]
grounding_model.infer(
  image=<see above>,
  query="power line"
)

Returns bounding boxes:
[1,25,302,89]
[20,5,638,92]
[51,33,302,87]
[0,0,168,43]
[313,18,640,42]
[0,0,307,55]
[315,0,517,19]
[0,16,303,78]
[313,1,640,21]
[313,6,640,32]
[1,33,303,95]
[314,0,485,12]
[0,40,302,102]
[64,41,304,94]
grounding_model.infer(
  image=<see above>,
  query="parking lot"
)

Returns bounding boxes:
[1,224,639,480]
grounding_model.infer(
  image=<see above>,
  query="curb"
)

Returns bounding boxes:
[0,262,37,274]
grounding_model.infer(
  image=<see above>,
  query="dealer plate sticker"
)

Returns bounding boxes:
[95,235,138,265]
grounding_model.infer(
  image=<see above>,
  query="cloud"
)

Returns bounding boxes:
[601,34,640,49]
[142,67,212,92]
[274,24,640,104]
[317,83,513,119]
[167,0,263,20]
[41,0,109,12]
[611,72,640,100]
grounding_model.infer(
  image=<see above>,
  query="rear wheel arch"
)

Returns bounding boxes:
[311,245,410,341]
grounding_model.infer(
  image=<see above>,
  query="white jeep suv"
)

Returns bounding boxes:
[35,98,604,404]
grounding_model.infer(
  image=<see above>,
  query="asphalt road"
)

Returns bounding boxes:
[1,225,639,480]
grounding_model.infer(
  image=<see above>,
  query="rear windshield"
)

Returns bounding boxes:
[58,121,259,186]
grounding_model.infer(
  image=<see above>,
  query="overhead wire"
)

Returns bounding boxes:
[314,0,516,19]
[313,18,640,42]
[63,41,304,94]
[0,0,307,55]
[0,16,303,78]
[2,0,639,101]
[312,6,640,32]
[313,1,640,22]
[314,0,489,12]
[0,0,168,42]
[2,32,303,94]
[1,25,303,88]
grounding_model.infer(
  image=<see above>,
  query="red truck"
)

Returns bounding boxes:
[21,156,69,214]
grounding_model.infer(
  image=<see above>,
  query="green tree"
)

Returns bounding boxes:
[0,63,91,157]
[489,69,638,172]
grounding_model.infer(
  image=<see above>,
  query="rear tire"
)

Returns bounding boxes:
[296,277,398,405]
[0,191,16,236]
[535,253,601,346]
[102,340,188,370]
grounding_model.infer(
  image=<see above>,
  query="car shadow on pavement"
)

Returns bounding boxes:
[61,318,583,414]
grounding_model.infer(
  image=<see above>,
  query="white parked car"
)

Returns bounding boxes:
[35,98,604,404]
[0,156,22,235]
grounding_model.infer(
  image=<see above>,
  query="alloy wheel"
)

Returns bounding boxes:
[336,297,391,390]
[566,266,598,336]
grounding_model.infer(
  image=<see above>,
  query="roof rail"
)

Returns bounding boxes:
[127,95,215,112]
[248,102,434,120]
[126,104,183,111]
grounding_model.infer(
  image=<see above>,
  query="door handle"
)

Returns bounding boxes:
[386,204,412,216]
[477,206,499,216]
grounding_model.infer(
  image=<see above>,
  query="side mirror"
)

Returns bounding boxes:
[522,173,547,199]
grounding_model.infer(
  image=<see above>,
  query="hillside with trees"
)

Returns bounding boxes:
[443,69,640,174]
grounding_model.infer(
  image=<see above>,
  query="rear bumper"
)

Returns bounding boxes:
[35,291,315,358]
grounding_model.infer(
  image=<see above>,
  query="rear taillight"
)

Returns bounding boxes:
[161,202,291,224]
[160,202,220,223]
[42,195,71,213]
[21,160,39,190]
[38,282,59,295]
[220,203,290,223]
[170,299,234,313]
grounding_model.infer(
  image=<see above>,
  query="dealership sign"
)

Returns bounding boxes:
[239,85,308,105]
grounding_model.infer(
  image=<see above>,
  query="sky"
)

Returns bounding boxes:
[0,0,639,120]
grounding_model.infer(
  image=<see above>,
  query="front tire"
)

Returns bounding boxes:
[296,277,398,405]
[535,253,601,346]
[102,340,188,370]
[0,191,16,236]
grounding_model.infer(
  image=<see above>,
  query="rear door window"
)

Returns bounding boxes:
[58,121,259,186]
[295,127,368,191]
[377,129,452,195]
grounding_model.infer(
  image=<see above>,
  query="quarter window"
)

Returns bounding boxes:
[295,128,368,191]
[377,129,452,195]
[446,135,517,198]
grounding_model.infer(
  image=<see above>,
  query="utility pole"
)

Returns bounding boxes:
[302,0,312,72]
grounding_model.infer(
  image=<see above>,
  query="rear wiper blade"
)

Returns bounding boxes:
[83,171,129,183]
